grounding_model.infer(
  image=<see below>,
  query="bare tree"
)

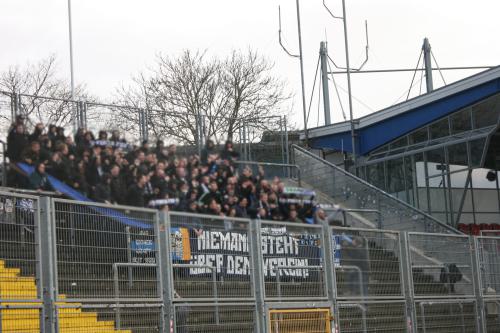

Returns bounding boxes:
[114,49,290,145]
[0,55,89,130]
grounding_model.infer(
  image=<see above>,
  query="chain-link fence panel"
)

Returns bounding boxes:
[0,92,13,137]
[293,145,457,234]
[477,236,500,298]
[17,94,77,131]
[415,300,477,333]
[0,191,39,302]
[174,303,256,332]
[408,233,475,298]
[260,220,326,300]
[56,304,162,333]
[337,301,407,333]
[52,199,159,301]
[169,212,254,301]
[332,227,403,299]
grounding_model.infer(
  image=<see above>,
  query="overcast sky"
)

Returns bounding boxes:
[1,0,499,129]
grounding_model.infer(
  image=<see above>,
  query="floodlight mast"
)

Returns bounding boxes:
[67,0,76,130]
[323,0,369,167]
[278,1,309,145]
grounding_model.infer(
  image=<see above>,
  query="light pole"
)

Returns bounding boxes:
[67,0,76,128]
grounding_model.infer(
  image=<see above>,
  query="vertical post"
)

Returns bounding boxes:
[67,0,76,130]
[158,212,174,333]
[321,221,338,330]
[125,226,133,287]
[39,197,57,333]
[341,0,357,165]
[422,38,434,93]
[249,220,266,333]
[471,237,487,332]
[196,113,202,158]
[295,0,309,145]
[242,121,248,161]
[400,232,417,333]
[11,92,18,120]
[284,117,290,166]
[320,41,331,125]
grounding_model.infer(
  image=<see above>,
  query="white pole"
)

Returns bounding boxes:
[295,0,308,145]
[67,0,76,128]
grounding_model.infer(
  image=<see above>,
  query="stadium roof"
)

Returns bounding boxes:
[306,65,500,155]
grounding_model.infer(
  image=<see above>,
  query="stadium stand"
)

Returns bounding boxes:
[0,109,499,332]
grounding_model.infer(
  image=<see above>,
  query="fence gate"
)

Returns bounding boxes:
[268,308,332,333]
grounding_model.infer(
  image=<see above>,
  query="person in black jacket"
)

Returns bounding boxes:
[7,123,28,162]
[93,173,113,204]
[126,174,147,207]
[29,163,53,191]
[109,165,126,204]
[201,139,216,165]
[220,140,240,162]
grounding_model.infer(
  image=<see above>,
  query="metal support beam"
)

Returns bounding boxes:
[158,212,174,333]
[321,221,338,330]
[423,38,434,93]
[249,220,266,333]
[320,42,332,125]
[39,196,57,332]
[296,0,309,145]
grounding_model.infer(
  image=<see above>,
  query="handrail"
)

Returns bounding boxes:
[233,160,301,186]
[339,303,368,333]
[172,263,220,325]
[292,144,459,234]
[112,262,157,329]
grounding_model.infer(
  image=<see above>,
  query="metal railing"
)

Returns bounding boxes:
[292,144,459,234]
[0,191,498,332]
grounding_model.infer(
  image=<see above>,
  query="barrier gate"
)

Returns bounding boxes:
[268,308,332,333]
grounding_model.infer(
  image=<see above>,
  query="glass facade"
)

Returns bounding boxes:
[358,93,500,227]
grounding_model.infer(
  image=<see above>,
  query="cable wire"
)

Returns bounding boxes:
[406,50,423,101]
[431,50,447,85]
[306,55,321,125]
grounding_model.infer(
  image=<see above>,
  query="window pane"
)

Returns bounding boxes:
[469,138,486,167]
[366,163,385,190]
[450,108,472,134]
[473,94,500,129]
[409,127,428,145]
[390,136,408,149]
[387,158,405,194]
[447,143,468,166]
[429,118,450,140]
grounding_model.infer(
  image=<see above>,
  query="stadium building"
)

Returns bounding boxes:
[306,66,500,231]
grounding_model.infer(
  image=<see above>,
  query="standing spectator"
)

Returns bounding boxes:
[201,139,216,165]
[28,123,44,143]
[93,173,113,204]
[7,124,28,162]
[126,174,147,207]
[110,165,126,204]
[220,140,240,161]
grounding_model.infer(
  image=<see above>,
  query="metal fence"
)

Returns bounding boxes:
[1,92,289,165]
[292,144,458,235]
[0,191,499,332]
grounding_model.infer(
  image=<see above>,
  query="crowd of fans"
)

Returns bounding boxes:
[5,115,331,224]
